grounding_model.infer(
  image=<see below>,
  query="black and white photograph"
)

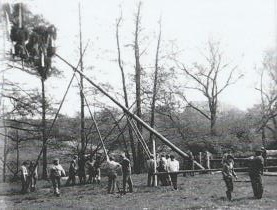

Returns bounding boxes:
[0,0,277,209]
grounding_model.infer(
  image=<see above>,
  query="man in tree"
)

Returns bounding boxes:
[20,161,29,194]
[49,158,66,197]
[66,155,78,186]
[120,153,133,194]
[249,149,264,199]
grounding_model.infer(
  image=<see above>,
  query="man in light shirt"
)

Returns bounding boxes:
[106,156,121,194]
[167,155,179,190]
[49,158,66,196]
[20,161,29,194]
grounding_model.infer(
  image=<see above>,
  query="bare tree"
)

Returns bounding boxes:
[115,13,138,172]
[149,18,162,151]
[175,41,243,135]
[256,51,277,143]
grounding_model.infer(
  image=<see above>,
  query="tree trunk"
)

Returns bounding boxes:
[116,16,138,172]
[210,111,217,136]
[16,129,19,174]
[79,3,85,155]
[272,117,277,141]
[3,118,7,182]
[134,2,144,173]
[149,19,161,151]
[41,78,47,179]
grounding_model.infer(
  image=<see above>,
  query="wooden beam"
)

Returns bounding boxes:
[55,53,205,169]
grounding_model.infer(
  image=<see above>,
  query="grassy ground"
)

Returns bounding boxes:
[1,172,277,210]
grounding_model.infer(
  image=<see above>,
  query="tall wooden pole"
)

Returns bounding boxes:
[79,3,85,154]
[55,54,205,170]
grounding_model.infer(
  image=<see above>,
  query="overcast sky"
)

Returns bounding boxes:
[2,0,277,116]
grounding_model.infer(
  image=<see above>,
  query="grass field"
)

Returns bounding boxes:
[1,172,277,210]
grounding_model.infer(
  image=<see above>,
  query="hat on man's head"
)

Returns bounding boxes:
[261,146,265,150]
[53,158,59,163]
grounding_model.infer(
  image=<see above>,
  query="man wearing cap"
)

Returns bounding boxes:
[20,161,29,193]
[66,155,78,186]
[222,155,237,201]
[49,158,66,196]
[120,153,133,194]
[249,149,264,199]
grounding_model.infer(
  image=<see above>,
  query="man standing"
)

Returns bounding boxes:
[261,147,267,168]
[49,158,66,197]
[120,153,133,194]
[66,155,78,186]
[93,156,102,184]
[222,155,237,201]
[20,161,29,194]
[78,154,86,185]
[167,155,179,190]
[28,161,38,192]
[106,156,121,194]
[146,155,155,187]
[249,149,264,199]
[86,156,95,184]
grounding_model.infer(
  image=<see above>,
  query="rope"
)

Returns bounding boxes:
[73,73,109,159]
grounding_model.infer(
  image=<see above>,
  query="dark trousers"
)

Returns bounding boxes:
[123,173,133,193]
[51,176,61,195]
[169,173,178,189]
[78,170,86,184]
[29,175,37,192]
[66,173,76,185]
[224,177,233,200]
[21,176,28,193]
[108,174,117,193]
[250,174,263,199]
[147,172,155,187]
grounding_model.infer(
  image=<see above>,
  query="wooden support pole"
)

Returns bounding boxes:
[55,54,205,170]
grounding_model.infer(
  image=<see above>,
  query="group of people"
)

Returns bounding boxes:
[222,148,266,201]
[19,147,268,200]
[65,155,102,186]
[19,161,38,193]
[147,154,180,190]
[48,153,133,196]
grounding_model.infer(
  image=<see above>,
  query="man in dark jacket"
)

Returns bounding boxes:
[66,155,77,186]
[249,149,264,199]
[120,153,133,194]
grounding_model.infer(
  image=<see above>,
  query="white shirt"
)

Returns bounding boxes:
[20,165,28,176]
[167,159,180,172]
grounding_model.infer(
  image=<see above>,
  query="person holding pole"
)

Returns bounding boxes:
[222,154,237,201]
[120,153,133,194]
[106,156,121,194]
[249,149,264,199]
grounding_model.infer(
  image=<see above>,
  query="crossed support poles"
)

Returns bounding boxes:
[55,53,205,171]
